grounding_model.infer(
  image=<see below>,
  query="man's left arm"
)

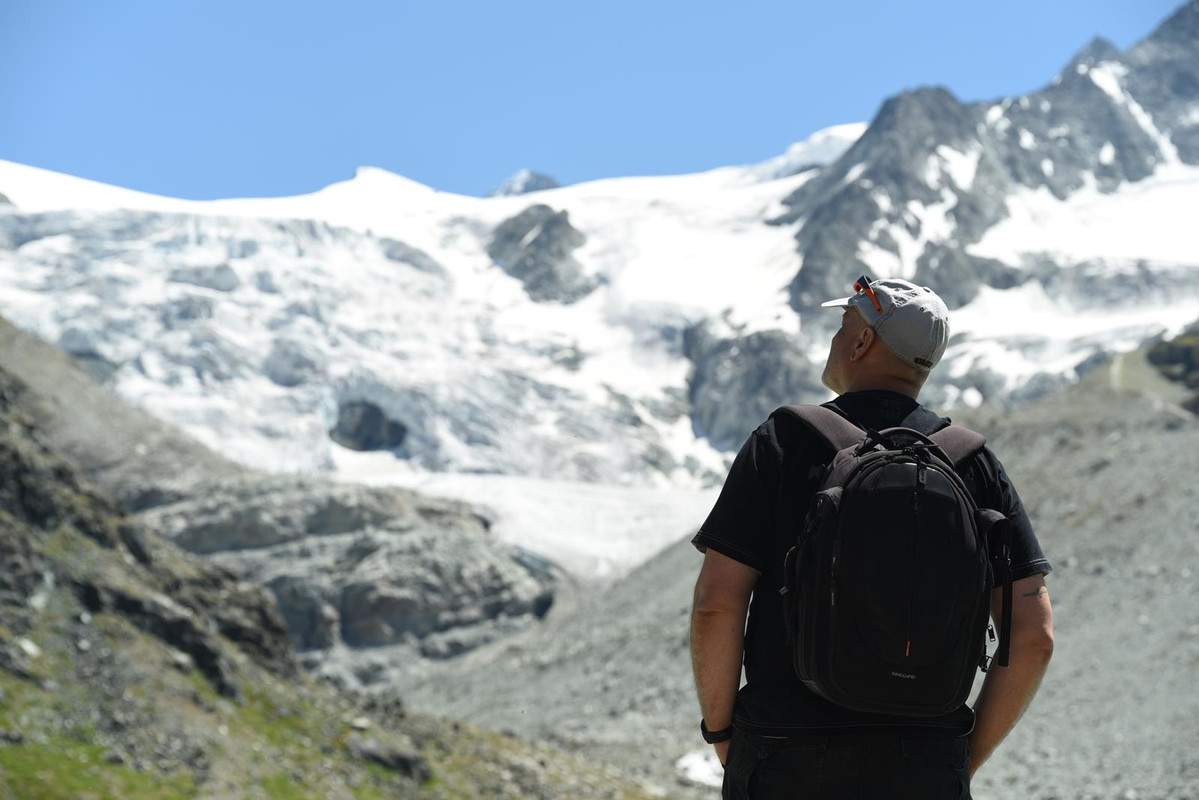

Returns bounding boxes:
[690,548,759,765]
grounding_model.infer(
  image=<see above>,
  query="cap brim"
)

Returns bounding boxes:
[820,296,854,309]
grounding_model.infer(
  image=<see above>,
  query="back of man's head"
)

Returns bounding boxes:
[820,276,951,396]
[821,276,950,371]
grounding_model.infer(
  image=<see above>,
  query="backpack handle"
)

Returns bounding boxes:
[872,426,952,463]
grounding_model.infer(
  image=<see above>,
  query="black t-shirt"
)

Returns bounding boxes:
[691,390,1052,736]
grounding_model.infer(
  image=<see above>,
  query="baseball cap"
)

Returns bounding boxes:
[821,275,950,371]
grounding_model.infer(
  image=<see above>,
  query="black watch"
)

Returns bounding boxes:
[700,719,734,744]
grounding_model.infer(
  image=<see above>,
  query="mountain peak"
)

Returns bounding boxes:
[1063,35,1122,72]
[752,122,867,180]
[489,169,560,197]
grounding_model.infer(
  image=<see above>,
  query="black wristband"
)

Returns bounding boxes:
[701,719,734,744]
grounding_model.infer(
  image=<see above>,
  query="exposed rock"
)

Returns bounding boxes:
[683,320,826,451]
[267,574,341,650]
[490,169,561,197]
[140,477,555,659]
[140,479,423,554]
[168,263,241,292]
[330,400,407,451]
[347,732,431,781]
[1124,0,1199,164]
[1147,318,1199,411]
[488,205,597,303]
[914,245,1023,309]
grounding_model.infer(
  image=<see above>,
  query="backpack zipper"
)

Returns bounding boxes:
[906,457,928,661]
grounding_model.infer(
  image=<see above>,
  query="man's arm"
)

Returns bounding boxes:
[968,574,1054,776]
[690,548,759,765]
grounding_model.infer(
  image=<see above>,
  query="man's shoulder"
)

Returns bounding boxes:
[753,406,849,469]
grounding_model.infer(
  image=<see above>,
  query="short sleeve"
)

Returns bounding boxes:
[691,425,776,573]
[968,448,1052,581]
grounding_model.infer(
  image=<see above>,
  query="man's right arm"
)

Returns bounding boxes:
[968,574,1055,776]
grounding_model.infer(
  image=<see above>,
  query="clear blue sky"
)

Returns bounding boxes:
[0,0,1185,199]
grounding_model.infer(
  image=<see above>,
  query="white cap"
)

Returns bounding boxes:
[821,276,950,371]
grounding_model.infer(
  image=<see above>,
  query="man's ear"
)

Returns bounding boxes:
[850,324,876,362]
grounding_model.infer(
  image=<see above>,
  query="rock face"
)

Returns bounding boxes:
[329,399,407,451]
[139,479,554,660]
[488,204,597,303]
[683,320,827,451]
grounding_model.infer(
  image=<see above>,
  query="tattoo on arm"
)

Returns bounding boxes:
[1021,586,1049,599]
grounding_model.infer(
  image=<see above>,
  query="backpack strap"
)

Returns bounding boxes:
[977,509,1014,669]
[928,425,987,469]
[771,405,865,453]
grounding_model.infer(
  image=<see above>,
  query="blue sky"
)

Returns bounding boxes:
[0,0,1185,199]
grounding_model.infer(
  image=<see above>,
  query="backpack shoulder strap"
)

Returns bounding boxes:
[771,405,865,453]
[928,425,987,468]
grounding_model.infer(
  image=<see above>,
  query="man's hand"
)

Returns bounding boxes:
[969,575,1054,776]
[714,739,731,766]
[690,548,757,762]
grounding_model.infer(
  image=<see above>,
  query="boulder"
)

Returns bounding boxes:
[329,400,407,451]
[347,732,430,781]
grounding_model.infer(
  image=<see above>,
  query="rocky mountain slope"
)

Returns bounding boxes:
[0,312,560,684]
[0,330,662,798]
[398,343,1199,799]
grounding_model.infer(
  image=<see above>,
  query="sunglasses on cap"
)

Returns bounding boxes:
[853,274,883,314]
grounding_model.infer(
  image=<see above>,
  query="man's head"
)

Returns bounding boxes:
[819,276,950,397]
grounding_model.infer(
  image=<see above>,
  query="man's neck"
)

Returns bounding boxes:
[842,376,922,399]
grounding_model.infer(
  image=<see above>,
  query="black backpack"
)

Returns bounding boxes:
[775,404,1013,718]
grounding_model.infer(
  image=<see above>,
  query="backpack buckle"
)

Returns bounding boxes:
[980,654,994,673]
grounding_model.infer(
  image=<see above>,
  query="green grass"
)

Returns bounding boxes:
[0,739,197,800]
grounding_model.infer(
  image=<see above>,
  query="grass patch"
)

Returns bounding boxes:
[0,738,197,799]
[238,685,322,751]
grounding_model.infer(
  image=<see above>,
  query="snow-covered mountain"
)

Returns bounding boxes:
[1,3,1197,580]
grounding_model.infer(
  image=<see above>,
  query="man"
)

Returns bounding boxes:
[690,276,1054,799]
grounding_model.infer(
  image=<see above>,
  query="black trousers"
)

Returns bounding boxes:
[721,728,972,799]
